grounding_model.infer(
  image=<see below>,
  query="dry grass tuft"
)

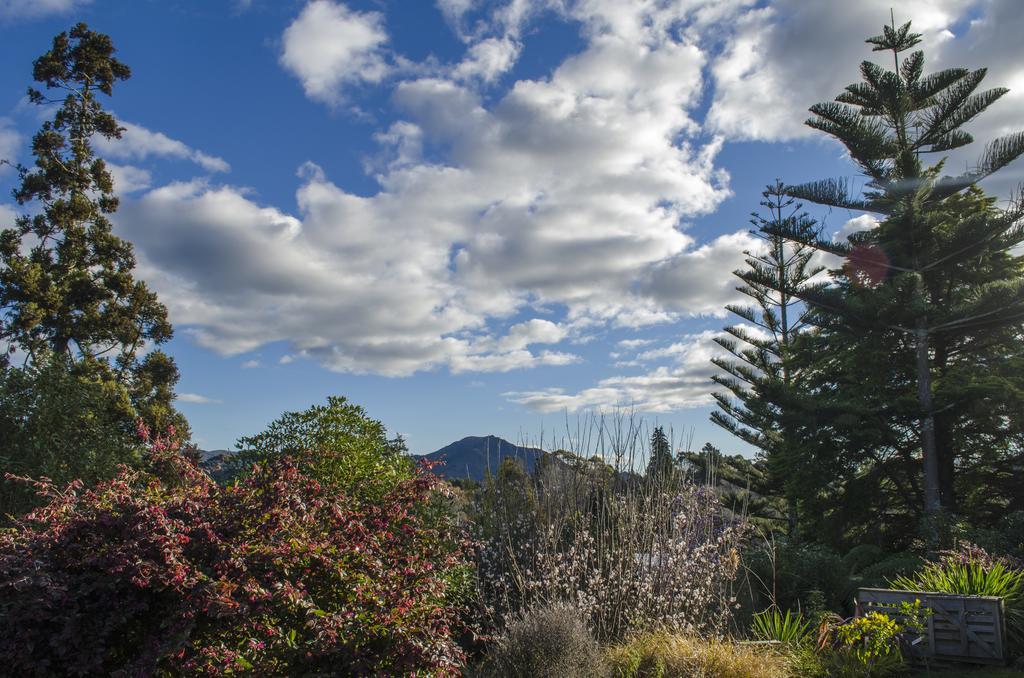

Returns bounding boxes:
[605,630,791,678]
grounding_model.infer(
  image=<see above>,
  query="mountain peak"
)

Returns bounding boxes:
[419,435,546,481]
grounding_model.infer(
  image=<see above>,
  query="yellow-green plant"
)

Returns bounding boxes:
[833,611,906,677]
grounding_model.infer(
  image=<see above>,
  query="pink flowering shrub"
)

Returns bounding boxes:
[0,426,469,676]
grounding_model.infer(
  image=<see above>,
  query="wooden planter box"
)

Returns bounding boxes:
[855,588,1006,664]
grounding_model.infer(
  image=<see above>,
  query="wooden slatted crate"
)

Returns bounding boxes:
[856,588,1006,664]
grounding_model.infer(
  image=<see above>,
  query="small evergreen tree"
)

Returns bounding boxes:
[772,18,1024,521]
[645,425,674,482]
[710,181,822,531]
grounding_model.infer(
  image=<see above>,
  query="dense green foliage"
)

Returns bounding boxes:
[719,18,1024,550]
[0,24,187,520]
[0,355,140,518]
[230,395,413,500]
[751,607,812,645]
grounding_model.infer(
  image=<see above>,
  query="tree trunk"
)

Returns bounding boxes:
[935,411,957,512]
[915,323,941,515]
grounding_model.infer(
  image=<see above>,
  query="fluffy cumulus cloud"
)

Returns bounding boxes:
[507,330,728,412]
[0,117,18,170]
[176,392,221,404]
[641,230,764,317]
[117,0,744,379]
[95,121,230,174]
[453,37,521,83]
[0,0,90,21]
[279,0,390,105]
[112,0,1019,411]
[705,0,1014,143]
[106,163,153,194]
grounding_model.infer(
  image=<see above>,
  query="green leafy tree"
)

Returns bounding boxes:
[0,24,185,434]
[767,18,1024,530]
[0,355,140,518]
[230,395,413,500]
[710,182,822,531]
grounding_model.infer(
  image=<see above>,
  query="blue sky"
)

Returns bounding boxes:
[1,0,1020,454]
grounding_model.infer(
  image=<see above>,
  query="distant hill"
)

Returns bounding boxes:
[197,448,233,463]
[418,435,546,481]
[196,449,235,482]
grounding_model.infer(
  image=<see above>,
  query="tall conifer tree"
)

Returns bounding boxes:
[0,24,185,433]
[710,182,822,529]
[771,18,1024,519]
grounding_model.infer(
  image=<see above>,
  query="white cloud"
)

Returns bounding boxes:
[0,203,17,227]
[436,0,478,38]
[617,338,654,349]
[453,36,521,83]
[450,349,580,373]
[106,163,153,194]
[706,0,987,142]
[119,2,738,378]
[176,392,222,404]
[280,0,390,105]
[95,121,230,173]
[279,354,295,365]
[241,359,260,369]
[0,0,90,20]
[497,319,568,351]
[833,214,877,242]
[507,330,727,413]
[0,117,18,170]
[641,230,763,317]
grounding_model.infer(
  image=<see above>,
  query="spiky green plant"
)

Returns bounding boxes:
[751,607,812,645]
[891,556,1024,648]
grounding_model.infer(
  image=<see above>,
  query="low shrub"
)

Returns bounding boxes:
[605,631,790,678]
[485,604,607,678]
[833,611,909,676]
[842,544,888,575]
[477,477,748,642]
[0,426,470,676]
[742,538,847,613]
[812,601,927,678]
[854,553,923,588]
[751,607,811,645]
[890,541,1024,650]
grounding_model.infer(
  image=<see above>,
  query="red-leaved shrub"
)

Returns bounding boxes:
[0,426,469,676]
